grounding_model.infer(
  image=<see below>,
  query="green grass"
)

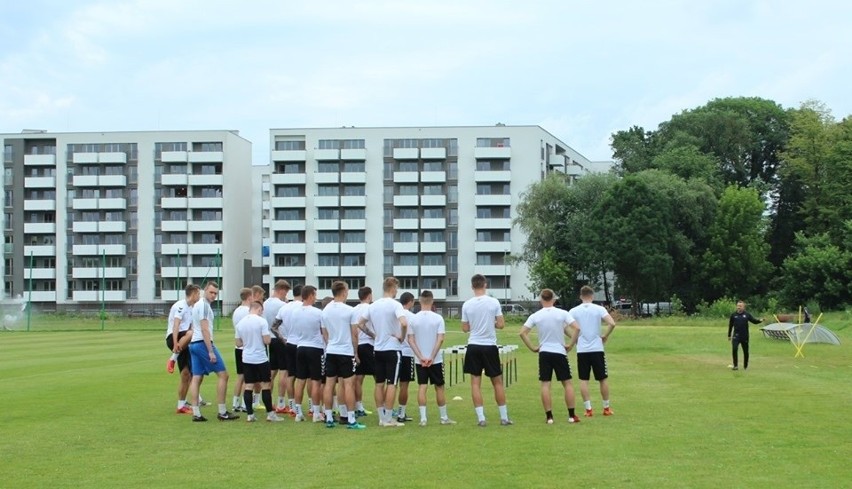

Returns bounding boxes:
[2,316,851,488]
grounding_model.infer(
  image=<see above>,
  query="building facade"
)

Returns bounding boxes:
[1,130,252,309]
[258,125,594,303]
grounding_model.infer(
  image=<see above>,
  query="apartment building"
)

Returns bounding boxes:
[258,125,595,302]
[1,130,251,307]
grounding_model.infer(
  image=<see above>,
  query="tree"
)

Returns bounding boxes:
[779,231,852,310]
[699,186,772,301]
[526,248,574,302]
[611,126,656,176]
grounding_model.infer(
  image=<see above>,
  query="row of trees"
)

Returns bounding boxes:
[516,97,852,312]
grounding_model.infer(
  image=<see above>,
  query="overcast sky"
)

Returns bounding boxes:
[2,0,851,163]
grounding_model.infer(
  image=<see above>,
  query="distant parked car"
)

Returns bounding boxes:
[501,304,527,316]
[639,302,673,317]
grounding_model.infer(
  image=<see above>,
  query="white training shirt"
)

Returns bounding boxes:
[322,301,357,356]
[461,295,502,346]
[353,302,374,346]
[400,309,415,357]
[568,302,610,353]
[263,297,286,330]
[190,299,215,343]
[231,305,250,350]
[361,297,405,352]
[277,300,302,344]
[408,310,446,364]
[165,299,193,338]
[290,303,324,349]
[234,314,271,364]
[523,307,576,355]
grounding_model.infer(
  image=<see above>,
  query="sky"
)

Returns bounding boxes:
[2,0,851,164]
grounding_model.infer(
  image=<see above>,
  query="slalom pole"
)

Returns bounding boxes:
[100,250,106,331]
[26,252,34,331]
[216,248,221,332]
[794,313,823,358]
[175,249,181,301]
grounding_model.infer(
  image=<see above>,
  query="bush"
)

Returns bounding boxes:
[669,294,686,316]
[695,297,737,318]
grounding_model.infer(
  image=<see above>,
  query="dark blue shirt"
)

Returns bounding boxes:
[728,311,761,340]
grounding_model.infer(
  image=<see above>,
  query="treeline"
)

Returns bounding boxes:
[516,97,851,313]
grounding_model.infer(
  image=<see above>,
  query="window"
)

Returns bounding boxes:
[317,184,339,196]
[4,190,12,207]
[317,231,339,243]
[165,164,188,174]
[421,277,443,289]
[343,231,365,243]
[384,232,393,250]
[383,162,393,180]
[317,254,340,266]
[166,233,188,244]
[448,208,458,226]
[195,210,222,221]
[383,185,393,204]
[277,162,304,174]
[422,254,443,266]
[277,209,304,220]
[384,254,393,274]
[3,213,11,229]
[342,162,365,173]
[383,209,392,226]
[317,162,339,173]
[476,254,492,265]
[396,254,418,266]
[342,208,365,219]
[317,208,339,220]
[396,231,417,243]
[341,254,364,266]
[276,255,305,267]
[343,277,365,290]
[275,231,304,243]
[275,185,304,197]
[422,184,443,195]
[400,278,419,289]
[165,210,187,221]
[448,254,458,273]
[448,231,458,250]
[447,185,458,204]
[397,208,418,219]
[397,184,418,196]
[193,142,223,152]
[476,137,510,148]
[423,231,444,242]
[398,161,418,172]
[422,208,444,218]
[422,161,444,171]
[275,140,306,151]
[447,162,458,180]
[342,185,365,196]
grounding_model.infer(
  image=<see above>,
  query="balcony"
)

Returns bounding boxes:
[161,151,188,163]
[565,164,583,177]
[24,154,56,166]
[420,265,446,276]
[98,198,127,210]
[99,152,127,164]
[340,265,366,276]
[188,197,223,208]
[102,244,127,255]
[73,175,99,187]
[24,245,56,256]
[474,218,512,229]
[474,194,512,206]
[393,195,418,207]
[474,147,511,159]
[270,173,306,185]
[488,289,511,301]
[71,244,127,255]
[270,266,307,277]
[313,149,340,161]
[340,148,367,160]
[314,172,339,184]
[72,244,98,255]
[313,242,339,254]
[420,218,446,229]
[160,220,188,232]
[188,151,224,163]
[72,153,98,164]
[393,242,418,253]
[421,171,446,183]
[314,266,340,277]
[188,221,223,232]
[312,219,338,231]
[161,243,189,255]
[340,242,366,253]
[72,267,127,279]
[269,243,307,255]
[393,172,419,183]
[340,196,367,207]
[188,174,223,186]
[340,172,367,184]
[23,268,56,280]
[160,267,185,278]
[23,200,56,211]
[475,265,509,277]
[474,170,512,182]
[71,198,98,210]
[313,196,339,207]
[23,222,55,234]
[24,291,57,302]
[161,197,188,208]
[271,220,306,232]
[473,241,512,253]
[393,218,419,230]
[420,242,447,253]
[271,196,307,208]
[340,219,366,230]
[73,291,127,302]
[161,174,188,186]
[393,148,419,160]
[24,176,55,188]
[430,289,447,300]
[99,175,127,187]
[271,150,307,162]
[420,147,447,159]
[393,265,419,276]
[187,243,221,255]
[420,195,446,206]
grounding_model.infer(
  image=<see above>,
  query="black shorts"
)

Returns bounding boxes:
[296,346,324,381]
[416,363,445,386]
[325,353,356,379]
[243,361,272,384]
[268,340,286,371]
[283,343,298,374]
[373,350,401,385]
[399,356,415,383]
[234,348,244,375]
[355,344,375,376]
[463,344,503,378]
[577,351,608,381]
[165,331,191,372]
[539,351,572,382]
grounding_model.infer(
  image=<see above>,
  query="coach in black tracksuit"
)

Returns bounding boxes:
[728,301,763,370]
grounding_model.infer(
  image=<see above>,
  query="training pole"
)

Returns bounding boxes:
[100,250,106,331]
[175,249,181,302]
[794,313,823,358]
[26,251,34,331]
[216,248,221,332]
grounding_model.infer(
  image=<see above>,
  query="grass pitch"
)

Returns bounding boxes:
[1,316,850,488]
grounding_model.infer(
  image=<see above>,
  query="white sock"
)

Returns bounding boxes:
[603,400,610,408]
[218,403,227,415]
[438,404,448,420]
[583,400,592,410]
[295,404,303,417]
[192,405,201,417]
[474,406,485,422]
[169,353,179,361]
[232,396,241,408]
[419,406,427,421]
[289,398,295,410]
[398,405,407,418]
[312,405,321,417]
[498,405,508,421]
[278,396,286,408]
[356,401,364,411]
[253,394,260,406]
[339,405,348,417]
[325,409,334,422]
[348,412,356,424]
[177,400,186,409]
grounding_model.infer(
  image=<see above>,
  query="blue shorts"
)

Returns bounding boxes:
[189,342,227,376]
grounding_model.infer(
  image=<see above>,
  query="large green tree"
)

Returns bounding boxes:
[779,229,852,310]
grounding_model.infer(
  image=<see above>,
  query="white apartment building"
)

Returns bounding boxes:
[1,130,252,308]
[258,125,595,303]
